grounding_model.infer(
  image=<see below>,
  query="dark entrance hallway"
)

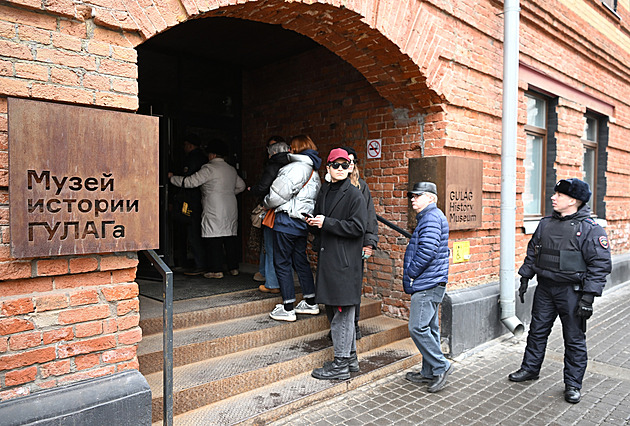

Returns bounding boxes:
[136,17,319,272]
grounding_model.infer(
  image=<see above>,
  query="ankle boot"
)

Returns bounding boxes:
[312,357,351,380]
[348,351,359,372]
[324,351,359,372]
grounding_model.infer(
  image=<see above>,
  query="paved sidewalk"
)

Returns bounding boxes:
[272,282,630,425]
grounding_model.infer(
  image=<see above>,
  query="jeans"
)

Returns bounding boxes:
[521,283,586,388]
[258,237,266,276]
[409,285,450,377]
[262,227,279,289]
[326,305,356,358]
[273,230,316,304]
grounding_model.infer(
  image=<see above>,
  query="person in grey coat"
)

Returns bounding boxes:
[169,140,246,279]
[307,148,367,380]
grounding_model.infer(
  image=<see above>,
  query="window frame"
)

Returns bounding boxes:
[600,0,621,19]
[582,113,599,215]
[523,93,548,218]
[601,0,618,12]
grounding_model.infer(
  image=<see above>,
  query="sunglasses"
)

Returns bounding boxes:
[327,162,350,170]
[408,192,425,200]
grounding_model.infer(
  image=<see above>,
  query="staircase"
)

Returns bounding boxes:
[138,288,421,425]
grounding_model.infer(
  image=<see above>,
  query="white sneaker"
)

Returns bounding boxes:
[295,300,320,315]
[270,304,296,322]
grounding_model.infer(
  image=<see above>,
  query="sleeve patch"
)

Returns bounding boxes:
[599,236,609,249]
[584,218,597,225]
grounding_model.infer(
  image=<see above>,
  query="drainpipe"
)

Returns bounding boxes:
[499,0,524,337]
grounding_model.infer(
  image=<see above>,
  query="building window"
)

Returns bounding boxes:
[524,93,547,216]
[582,114,598,214]
[602,0,617,12]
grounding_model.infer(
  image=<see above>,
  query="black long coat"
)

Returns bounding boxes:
[312,179,367,306]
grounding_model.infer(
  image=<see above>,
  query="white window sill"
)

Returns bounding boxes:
[523,218,541,235]
[523,217,607,235]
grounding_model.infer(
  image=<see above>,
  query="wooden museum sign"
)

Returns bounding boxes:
[8,98,159,258]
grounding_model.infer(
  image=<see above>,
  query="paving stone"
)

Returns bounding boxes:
[270,283,630,426]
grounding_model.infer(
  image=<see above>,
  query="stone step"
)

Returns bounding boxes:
[157,338,421,426]
[138,298,382,375]
[146,315,410,423]
[139,288,284,336]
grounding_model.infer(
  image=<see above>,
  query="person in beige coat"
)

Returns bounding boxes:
[170,140,246,278]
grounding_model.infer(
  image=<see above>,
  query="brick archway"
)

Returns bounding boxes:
[92,0,447,113]
[198,1,442,112]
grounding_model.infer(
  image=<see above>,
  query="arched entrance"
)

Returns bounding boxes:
[136,17,321,272]
[135,4,441,290]
[132,3,444,422]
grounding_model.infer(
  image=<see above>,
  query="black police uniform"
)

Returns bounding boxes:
[518,204,611,389]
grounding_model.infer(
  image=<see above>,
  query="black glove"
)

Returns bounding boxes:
[518,276,529,303]
[577,293,595,320]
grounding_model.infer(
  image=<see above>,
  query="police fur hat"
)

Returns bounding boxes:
[554,178,591,203]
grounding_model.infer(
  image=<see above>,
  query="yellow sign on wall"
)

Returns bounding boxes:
[453,241,470,263]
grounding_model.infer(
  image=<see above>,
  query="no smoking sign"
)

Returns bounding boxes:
[366,138,382,159]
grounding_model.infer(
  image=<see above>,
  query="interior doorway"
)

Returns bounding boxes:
[135,17,319,276]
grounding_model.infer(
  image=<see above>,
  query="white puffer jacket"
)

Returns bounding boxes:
[263,153,321,219]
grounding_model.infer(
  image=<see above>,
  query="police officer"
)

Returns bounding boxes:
[508,178,612,403]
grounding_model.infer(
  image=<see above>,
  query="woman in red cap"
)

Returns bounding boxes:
[307,148,367,380]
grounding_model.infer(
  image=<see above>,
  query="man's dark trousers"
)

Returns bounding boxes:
[187,213,205,269]
[521,282,587,389]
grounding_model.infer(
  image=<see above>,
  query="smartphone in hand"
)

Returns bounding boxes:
[301,212,314,219]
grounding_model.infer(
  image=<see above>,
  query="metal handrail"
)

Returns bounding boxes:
[141,250,173,426]
[377,214,412,238]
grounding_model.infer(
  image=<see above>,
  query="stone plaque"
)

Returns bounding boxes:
[408,156,483,230]
[8,98,159,258]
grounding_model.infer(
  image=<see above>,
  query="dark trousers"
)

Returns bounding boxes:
[521,283,587,388]
[187,216,205,269]
[205,236,239,273]
[272,230,316,304]
[174,215,205,269]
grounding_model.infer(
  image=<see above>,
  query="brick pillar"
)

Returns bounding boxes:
[0,254,141,401]
[555,97,587,175]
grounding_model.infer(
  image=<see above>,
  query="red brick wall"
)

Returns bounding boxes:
[242,47,460,318]
[0,1,147,399]
[0,0,629,397]
[0,254,141,400]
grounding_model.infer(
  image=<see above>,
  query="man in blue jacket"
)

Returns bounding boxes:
[403,182,453,393]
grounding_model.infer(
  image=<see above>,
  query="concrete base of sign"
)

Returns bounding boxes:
[442,253,630,357]
[0,370,151,426]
